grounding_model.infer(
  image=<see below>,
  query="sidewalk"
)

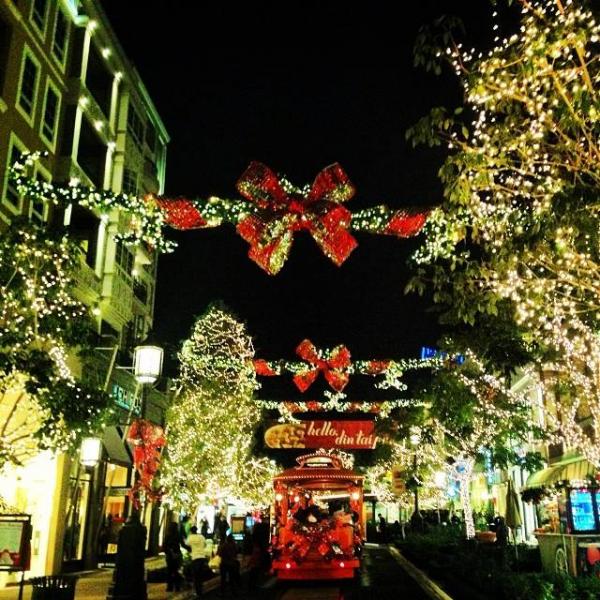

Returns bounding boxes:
[0,557,194,600]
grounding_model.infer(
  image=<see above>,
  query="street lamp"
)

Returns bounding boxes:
[80,437,102,468]
[133,345,163,384]
[409,427,424,533]
[107,342,163,600]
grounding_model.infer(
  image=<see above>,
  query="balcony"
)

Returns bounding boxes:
[102,267,133,325]
[73,255,101,304]
[133,279,148,305]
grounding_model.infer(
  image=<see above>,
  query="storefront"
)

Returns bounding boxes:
[523,455,600,576]
[0,452,68,586]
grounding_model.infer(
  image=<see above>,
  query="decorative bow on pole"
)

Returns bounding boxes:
[236,162,358,275]
[127,419,166,508]
[293,339,351,393]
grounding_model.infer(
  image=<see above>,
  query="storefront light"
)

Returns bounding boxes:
[80,437,102,467]
[133,345,163,384]
[275,493,283,502]
[351,491,360,501]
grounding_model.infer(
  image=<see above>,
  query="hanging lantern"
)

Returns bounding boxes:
[133,345,163,384]
[80,437,102,467]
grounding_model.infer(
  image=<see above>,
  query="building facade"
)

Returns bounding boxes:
[0,0,170,582]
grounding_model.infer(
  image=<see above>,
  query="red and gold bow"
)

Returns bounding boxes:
[293,339,352,393]
[236,162,358,275]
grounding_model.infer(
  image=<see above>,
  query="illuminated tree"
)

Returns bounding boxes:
[162,305,277,508]
[417,352,543,538]
[0,221,112,467]
[407,1,600,463]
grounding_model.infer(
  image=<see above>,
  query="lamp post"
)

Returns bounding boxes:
[409,427,424,533]
[107,343,163,600]
[80,437,102,468]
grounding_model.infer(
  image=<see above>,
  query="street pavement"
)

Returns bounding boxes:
[0,545,435,600]
[201,545,431,600]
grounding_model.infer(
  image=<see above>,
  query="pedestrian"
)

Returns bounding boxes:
[378,513,387,542]
[164,521,184,592]
[218,513,229,543]
[200,516,210,538]
[187,525,211,598]
[217,534,240,596]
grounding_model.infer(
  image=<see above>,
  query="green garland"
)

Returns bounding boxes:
[10,153,175,253]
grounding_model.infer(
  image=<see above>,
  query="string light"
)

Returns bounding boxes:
[407,0,600,472]
[0,223,113,468]
[161,306,278,507]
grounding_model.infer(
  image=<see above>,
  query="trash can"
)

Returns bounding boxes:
[30,575,78,600]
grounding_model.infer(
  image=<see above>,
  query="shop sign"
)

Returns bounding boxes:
[264,420,376,449]
[111,383,140,413]
[0,515,31,571]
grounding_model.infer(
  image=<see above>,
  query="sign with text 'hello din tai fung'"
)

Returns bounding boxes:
[264,420,377,449]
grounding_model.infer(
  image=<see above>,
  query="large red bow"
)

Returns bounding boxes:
[293,339,352,393]
[236,162,358,275]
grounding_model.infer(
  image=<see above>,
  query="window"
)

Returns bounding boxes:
[127,105,144,147]
[122,168,138,195]
[85,43,112,117]
[41,80,61,148]
[145,121,156,152]
[29,169,49,224]
[0,13,12,97]
[30,0,48,34]
[115,242,134,278]
[3,135,27,213]
[17,48,40,120]
[52,9,69,65]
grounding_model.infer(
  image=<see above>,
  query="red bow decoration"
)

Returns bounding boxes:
[293,339,351,393]
[236,162,358,275]
[127,419,166,508]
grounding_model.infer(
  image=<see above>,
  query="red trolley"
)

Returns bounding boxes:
[271,452,364,580]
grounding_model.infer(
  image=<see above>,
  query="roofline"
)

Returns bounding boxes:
[80,0,170,143]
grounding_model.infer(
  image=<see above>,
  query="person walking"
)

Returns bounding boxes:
[187,525,211,598]
[200,516,210,538]
[217,534,240,597]
[378,513,387,542]
[217,513,229,543]
[164,522,184,592]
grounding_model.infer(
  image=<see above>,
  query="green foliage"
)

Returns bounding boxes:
[406,0,600,464]
[0,220,112,465]
[399,529,600,600]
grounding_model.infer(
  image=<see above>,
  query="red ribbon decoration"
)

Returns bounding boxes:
[127,419,166,508]
[236,162,358,275]
[385,209,430,237]
[253,359,279,376]
[293,339,351,393]
[155,197,207,229]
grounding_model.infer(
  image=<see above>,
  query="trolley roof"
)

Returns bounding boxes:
[273,452,363,489]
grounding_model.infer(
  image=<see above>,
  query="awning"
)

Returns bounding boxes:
[102,426,132,466]
[524,456,597,490]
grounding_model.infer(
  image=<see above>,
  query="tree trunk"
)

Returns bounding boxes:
[458,457,476,539]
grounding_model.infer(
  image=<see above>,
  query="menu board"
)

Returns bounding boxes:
[0,521,27,570]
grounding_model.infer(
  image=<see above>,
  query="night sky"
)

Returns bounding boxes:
[101,2,505,398]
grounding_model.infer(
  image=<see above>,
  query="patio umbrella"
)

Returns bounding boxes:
[505,479,522,558]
